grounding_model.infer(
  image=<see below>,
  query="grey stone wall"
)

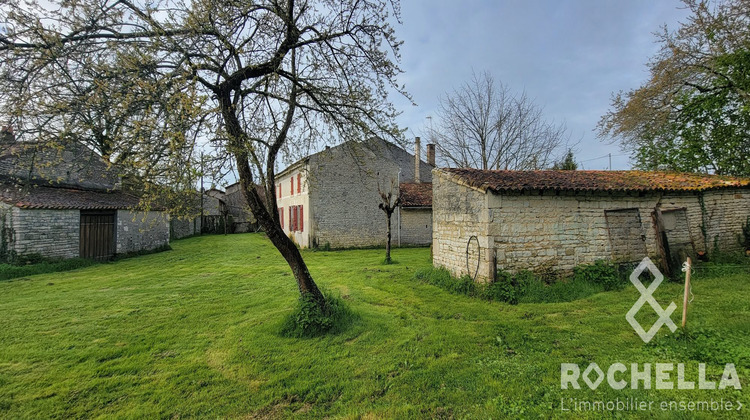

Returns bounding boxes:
[8,207,80,259]
[399,208,432,246]
[170,217,200,240]
[116,210,169,254]
[0,141,119,190]
[304,138,433,249]
[433,168,750,281]
[224,183,256,232]
[432,170,491,279]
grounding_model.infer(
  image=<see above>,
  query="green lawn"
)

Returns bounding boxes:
[0,234,748,419]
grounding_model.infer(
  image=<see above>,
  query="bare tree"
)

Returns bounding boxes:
[426,71,567,170]
[377,177,400,264]
[0,0,406,309]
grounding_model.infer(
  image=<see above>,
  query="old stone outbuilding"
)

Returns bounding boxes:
[275,137,435,248]
[0,133,169,261]
[432,168,750,281]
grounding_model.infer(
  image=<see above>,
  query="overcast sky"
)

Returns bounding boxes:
[388,0,692,170]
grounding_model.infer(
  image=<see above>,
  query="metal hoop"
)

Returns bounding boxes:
[466,235,480,281]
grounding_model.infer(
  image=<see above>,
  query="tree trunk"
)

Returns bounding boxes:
[244,179,324,304]
[385,212,392,263]
[231,151,324,306]
[220,93,325,308]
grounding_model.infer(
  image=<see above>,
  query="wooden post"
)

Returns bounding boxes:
[682,257,692,329]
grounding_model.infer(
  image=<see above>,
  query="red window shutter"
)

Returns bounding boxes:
[297,174,301,193]
[279,208,284,228]
[289,206,292,231]
[290,177,294,196]
[299,205,303,232]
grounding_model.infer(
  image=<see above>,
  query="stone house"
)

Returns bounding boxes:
[275,137,435,248]
[221,183,264,233]
[432,168,750,281]
[169,189,228,239]
[0,133,169,261]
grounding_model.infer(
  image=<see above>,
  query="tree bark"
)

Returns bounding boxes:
[385,212,392,263]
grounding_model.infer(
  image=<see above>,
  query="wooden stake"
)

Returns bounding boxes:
[682,257,692,329]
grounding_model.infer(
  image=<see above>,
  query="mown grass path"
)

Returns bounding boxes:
[1,234,748,418]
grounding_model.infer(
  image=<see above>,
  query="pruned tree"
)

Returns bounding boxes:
[0,0,407,309]
[426,71,567,170]
[598,0,750,176]
[377,176,400,264]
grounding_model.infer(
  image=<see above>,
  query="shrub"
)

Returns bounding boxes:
[742,216,750,248]
[572,260,622,291]
[280,290,356,338]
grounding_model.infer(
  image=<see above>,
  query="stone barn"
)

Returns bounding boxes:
[432,168,750,281]
[0,134,169,261]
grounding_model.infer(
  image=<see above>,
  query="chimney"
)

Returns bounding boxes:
[414,136,421,183]
[427,143,435,167]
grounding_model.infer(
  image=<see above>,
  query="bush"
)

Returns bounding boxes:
[280,290,356,338]
[415,262,626,305]
[572,260,622,291]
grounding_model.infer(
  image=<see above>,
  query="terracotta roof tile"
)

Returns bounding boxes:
[0,183,140,210]
[440,169,750,193]
[400,182,432,207]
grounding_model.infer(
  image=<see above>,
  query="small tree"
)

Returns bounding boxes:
[552,149,578,170]
[378,177,400,264]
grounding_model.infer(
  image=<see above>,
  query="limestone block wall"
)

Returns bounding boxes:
[486,191,663,275]
[307,145,401,248]
[399,208,432,246]
[432,170,492,279]
[116,210,169,254]
[432,169,750,281]
[9,207,80,259]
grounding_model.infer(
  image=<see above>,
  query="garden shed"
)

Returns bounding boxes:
[432,168,750,281]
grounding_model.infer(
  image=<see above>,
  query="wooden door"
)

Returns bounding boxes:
[80,211,116,260]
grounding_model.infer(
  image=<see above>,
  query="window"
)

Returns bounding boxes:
[298,205,303,232]
[283,205,305,233]
[290,177,294,196]
[297,173,301,193]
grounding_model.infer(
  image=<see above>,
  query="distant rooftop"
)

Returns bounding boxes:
[399,182,432,207]
[440,169,750,193]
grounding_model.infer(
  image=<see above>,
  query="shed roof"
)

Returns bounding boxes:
[0,183,140,210]
[440,168,750,193]
[399,182,432,207]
